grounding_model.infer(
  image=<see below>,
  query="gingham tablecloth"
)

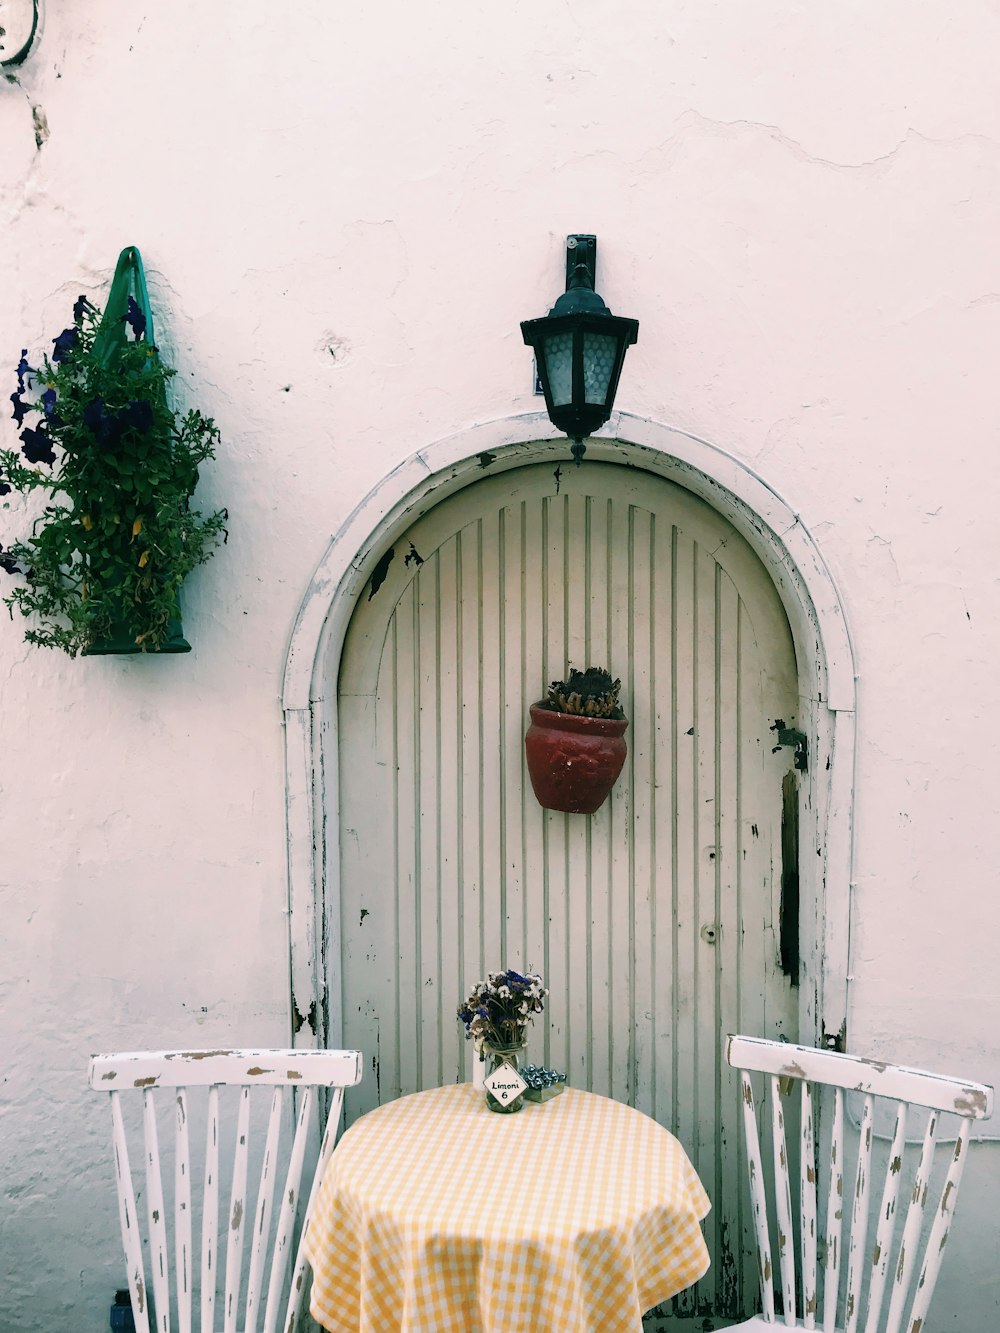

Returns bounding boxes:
[305,1083,711,1333]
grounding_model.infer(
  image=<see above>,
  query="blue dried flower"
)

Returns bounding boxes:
[458,968,548,1050]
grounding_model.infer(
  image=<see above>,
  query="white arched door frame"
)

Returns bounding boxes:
[282,410,857,1056]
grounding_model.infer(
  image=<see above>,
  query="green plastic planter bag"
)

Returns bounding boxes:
[2,245,225,656]
[82,247,192,655]
[81,615,191,655]
[92,245,157,368]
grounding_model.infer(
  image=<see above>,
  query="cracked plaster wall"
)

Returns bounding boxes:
[1,2,999,1327]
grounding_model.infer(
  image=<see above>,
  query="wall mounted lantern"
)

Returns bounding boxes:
[520,234,639,464]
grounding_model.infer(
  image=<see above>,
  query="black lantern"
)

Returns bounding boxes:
[521,234,639,464]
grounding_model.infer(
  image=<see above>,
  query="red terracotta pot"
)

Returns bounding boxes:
[524,704,629,814]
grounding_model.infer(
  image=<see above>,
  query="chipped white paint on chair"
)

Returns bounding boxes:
[88,1049,363,1333]
[725,1035,993,1332]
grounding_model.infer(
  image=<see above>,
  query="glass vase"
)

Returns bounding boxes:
[483,1042,527,1113]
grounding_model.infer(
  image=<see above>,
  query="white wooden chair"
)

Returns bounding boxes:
[726,1034,993,1332]
[88,1048,363,1333]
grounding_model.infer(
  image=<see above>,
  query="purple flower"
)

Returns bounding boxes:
[16,351,36,393]
[72,294,94,324]
[118,398,154,433]
[83,396,111,441]
[124,296,146,341]
[10,389,30,427]
[0,478,11,497]
[20,424,56,467]
[83,395,107,427]
[51,326,79,363]
[0,542,21,575]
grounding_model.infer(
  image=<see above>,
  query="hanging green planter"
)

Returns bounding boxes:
[0,247,226,656]
[81,617,191,657]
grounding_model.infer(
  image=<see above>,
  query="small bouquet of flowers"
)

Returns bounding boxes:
[457,968,547,1054]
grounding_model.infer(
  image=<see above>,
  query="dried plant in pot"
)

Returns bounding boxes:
[524,666,628,814]
[0,247,226,657]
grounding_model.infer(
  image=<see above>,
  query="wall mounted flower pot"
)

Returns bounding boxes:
[524,703,629,814]
[2,246,225,658]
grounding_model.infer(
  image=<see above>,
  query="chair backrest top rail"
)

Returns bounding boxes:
[726,1034,993,1118]
[88,1048,363,1090]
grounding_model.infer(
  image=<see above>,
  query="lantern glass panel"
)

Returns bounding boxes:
[582,331,618,404]
[542,331,575,406]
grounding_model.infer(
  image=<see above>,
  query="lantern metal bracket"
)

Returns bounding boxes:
[521,232,638,466]
[565,234,597,292]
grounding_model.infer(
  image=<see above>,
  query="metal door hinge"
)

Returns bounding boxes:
[771,720,808,772]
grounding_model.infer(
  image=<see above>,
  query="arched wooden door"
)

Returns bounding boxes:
[335,459,801,1322]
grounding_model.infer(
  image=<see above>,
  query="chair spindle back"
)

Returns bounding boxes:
[89,1048,363,1333]
[726,1034,992,1332]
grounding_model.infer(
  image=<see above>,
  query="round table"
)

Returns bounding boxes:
[305,1083,711,1333]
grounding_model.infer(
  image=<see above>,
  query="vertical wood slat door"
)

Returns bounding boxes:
[336,460,799,1321]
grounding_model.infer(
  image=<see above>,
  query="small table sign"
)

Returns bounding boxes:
[483,1060,529,1108]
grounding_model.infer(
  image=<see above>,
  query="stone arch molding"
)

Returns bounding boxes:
[282,410,857,1054]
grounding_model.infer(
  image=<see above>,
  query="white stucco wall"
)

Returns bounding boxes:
[1,3,998,1327]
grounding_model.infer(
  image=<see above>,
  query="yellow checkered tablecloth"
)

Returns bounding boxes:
[306,1083,711,1332]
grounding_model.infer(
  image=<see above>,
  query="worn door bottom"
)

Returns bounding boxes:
[643,1307,745,1331]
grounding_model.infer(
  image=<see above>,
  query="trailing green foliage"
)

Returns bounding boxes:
[544,665,624,719]
[1,292,225,655]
